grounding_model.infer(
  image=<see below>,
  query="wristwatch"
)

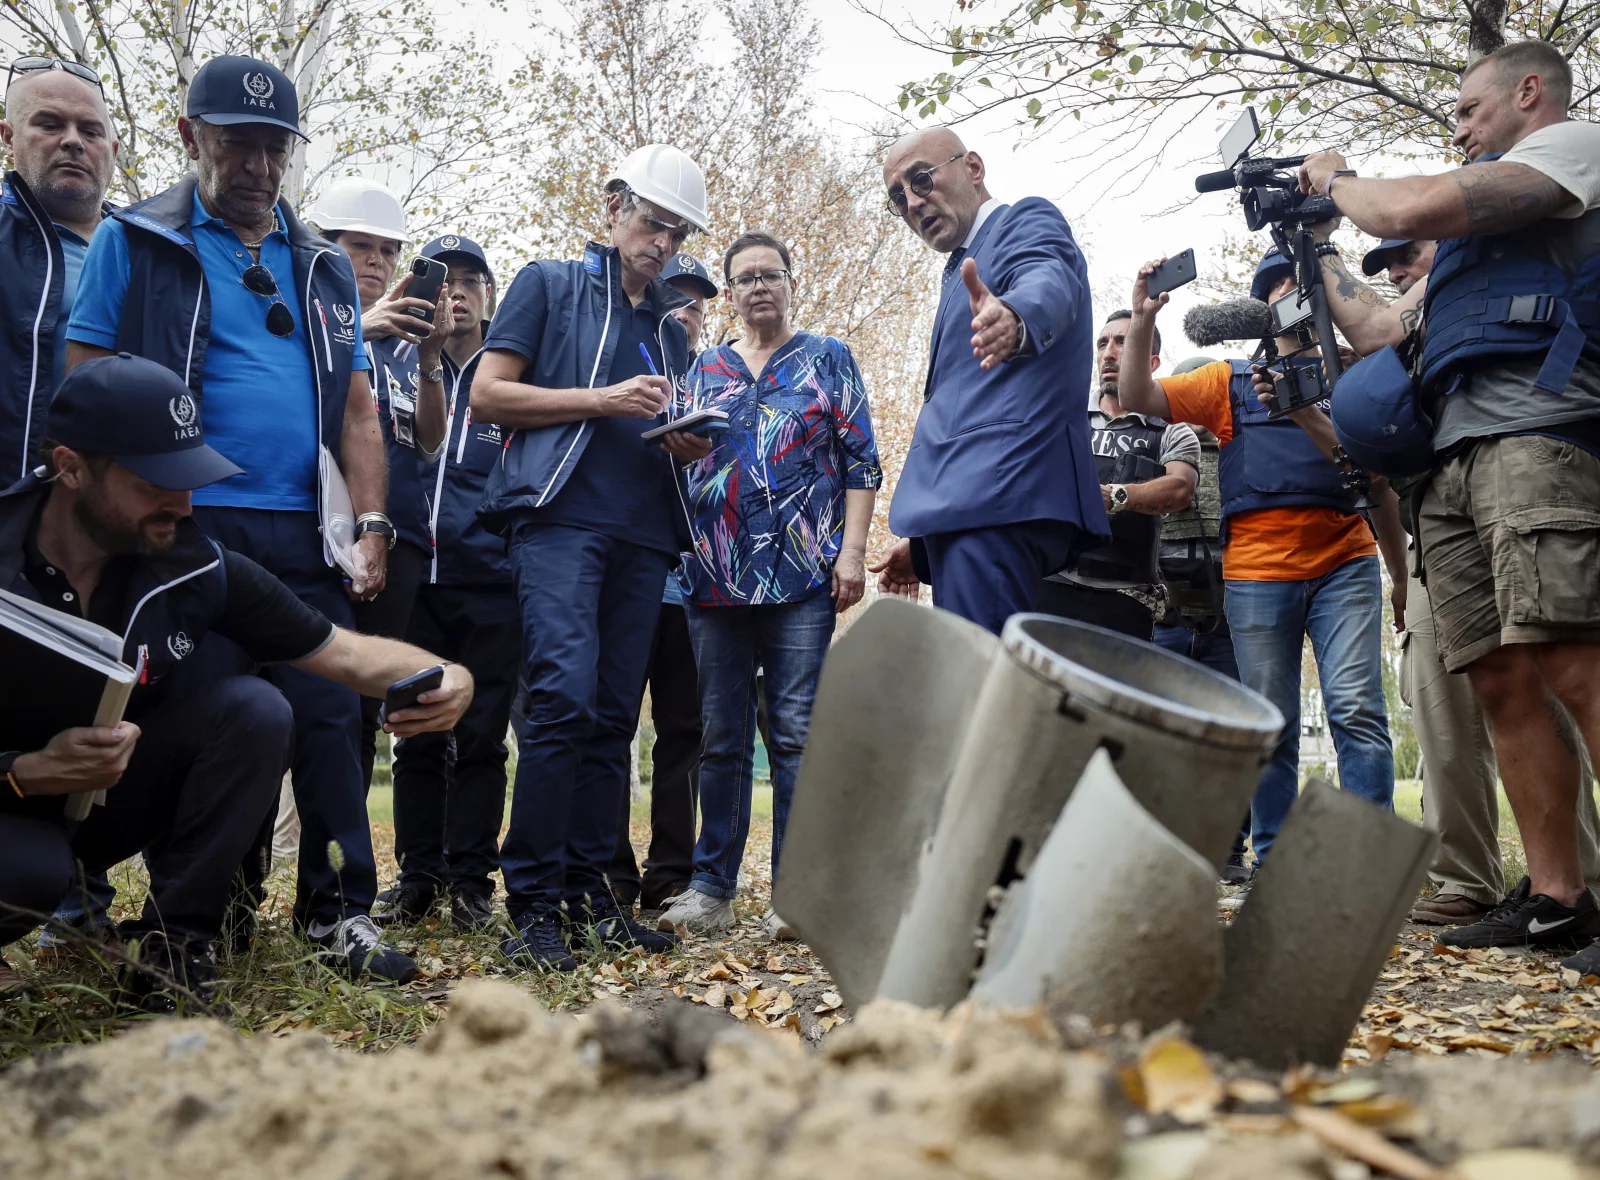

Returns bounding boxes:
[420,363,445,383]
[1325,169,1357,200]
[355,513,397,549]
[1108,484,1130,514]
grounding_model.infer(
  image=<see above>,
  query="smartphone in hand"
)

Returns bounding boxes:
[1147,248,1198,300]
[377,664,444,726]
[403,257,447,322]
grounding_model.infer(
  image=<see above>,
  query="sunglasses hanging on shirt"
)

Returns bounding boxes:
[240,264,297,338]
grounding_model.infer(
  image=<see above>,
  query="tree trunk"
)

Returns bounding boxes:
[1467,0,1509,63]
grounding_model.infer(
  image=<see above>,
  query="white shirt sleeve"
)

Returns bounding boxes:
[1498,121,1600,218]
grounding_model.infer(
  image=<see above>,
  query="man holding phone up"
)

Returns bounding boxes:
[471,144,709,971]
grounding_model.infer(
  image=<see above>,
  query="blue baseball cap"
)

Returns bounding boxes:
[47,354,244,490]
[1361,238,1415,277]
[660,252,717,299]
[420,234,493,285]
[1249,248,1296,302]
[185,56,307,142]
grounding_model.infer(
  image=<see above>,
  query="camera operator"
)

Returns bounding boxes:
[1361,239,1436,295]
[1297,41,1600,962]
[1039,310,1199,640]
[1119,251,1398,865]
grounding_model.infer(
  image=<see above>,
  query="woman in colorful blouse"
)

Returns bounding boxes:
[656,231,882,939]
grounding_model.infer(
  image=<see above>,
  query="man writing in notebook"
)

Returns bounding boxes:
[0,354,473,1006]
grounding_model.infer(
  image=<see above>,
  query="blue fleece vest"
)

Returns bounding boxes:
[1217,360,1359,539]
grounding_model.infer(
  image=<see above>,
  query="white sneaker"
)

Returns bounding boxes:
[760,908,797,941]
[656,888,736,935]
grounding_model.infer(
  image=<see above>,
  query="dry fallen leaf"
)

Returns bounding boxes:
[1364,1033,1397,1062]
[1136,1038,1222,1123]
[702,983,727,1010]
[1291,1105,1449,1180]
[1224,1078,1281,1106]
[815,991,844,1013]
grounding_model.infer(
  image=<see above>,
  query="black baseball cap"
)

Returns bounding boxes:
[186,56,307,142]
[48,354,244,490]
[1361,239,1415,277]
[660,252,717,299]
[421,234,494,284]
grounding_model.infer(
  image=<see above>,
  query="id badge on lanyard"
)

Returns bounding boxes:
[387,367,416,447]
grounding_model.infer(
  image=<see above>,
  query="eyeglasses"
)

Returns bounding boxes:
[729,269,791,292]
[642,213,691,251]
[5,56,104,94]
[448,274,487,292]
[885,153,966,216]
[241,264,296,337]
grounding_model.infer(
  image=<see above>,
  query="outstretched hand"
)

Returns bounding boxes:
[1131,259,1172,319]
[868,538,921,600]
[962,259,1021,371]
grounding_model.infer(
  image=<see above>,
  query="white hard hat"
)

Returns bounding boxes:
[605,144,710,234]
[306,177,408,242]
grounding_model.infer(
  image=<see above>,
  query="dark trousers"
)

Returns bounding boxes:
[1036,579,1155,641]
[391,583,520,897]
[1153,617,1251,859]
[191,506,373,925]
[610,601,702,908]
[352,541,429,792]
[914,521,1076,635]
[500,524,671,914]
[0,676,291,949]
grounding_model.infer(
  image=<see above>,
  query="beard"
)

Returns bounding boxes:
[73,496,179,556]
[1098,376,1118,400]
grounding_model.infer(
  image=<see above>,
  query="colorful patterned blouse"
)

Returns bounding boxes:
[678,332,883,606]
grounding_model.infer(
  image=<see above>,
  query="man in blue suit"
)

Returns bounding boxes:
[870,128,1109,634]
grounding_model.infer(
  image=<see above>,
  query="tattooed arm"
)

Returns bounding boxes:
[1315,252,1428,356]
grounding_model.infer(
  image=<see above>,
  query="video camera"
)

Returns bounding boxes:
[1194,108,1370,496]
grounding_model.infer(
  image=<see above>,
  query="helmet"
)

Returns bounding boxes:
[1328,346,1437,477]
[605,144,710,234]
[1250,248,1295,302]
[306,177,408,242]
[1172,355,1218,375]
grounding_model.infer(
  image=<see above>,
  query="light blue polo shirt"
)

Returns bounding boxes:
[51,226,88,390]
[68,191,367,511]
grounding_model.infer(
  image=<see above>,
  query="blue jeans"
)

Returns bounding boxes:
[500,524,671,913]
[1226,555,1394,860]
[685,592,836,899]
[37,869,117,948]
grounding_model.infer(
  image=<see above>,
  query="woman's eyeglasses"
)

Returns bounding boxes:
[5,56,104,94]
[729,269,791,292]
[885,153,966,216]
[241,265,296,338]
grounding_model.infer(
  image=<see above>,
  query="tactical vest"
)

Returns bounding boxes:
[1419,152,1600,397]
[1072,413,1167,586]
[1159,427,1224,621]
[1217,360,1358,540]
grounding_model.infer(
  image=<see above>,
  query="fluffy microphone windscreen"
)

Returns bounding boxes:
[1183,298,1275,347]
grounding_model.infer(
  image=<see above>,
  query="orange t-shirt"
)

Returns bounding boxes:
[1158,361,1376,582]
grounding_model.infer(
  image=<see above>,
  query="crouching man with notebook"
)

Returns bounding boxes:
[0,354,473,1008]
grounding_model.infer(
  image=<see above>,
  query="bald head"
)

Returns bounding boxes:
[2,70,116,225]
[883,126,990,253]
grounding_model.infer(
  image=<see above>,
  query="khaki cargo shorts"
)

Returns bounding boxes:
[1417,434,1600,672]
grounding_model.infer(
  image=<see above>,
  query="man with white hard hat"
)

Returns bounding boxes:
[307,177,449,805]
[473,142,707,970]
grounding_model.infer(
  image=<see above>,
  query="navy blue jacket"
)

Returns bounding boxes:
[366,336,435,555]
[1218,360,1359,539]
[888,199,1110,552]
[107,176,358,503]
[475,242,692,541]
[0,172,113,484]
[429,345,510,585]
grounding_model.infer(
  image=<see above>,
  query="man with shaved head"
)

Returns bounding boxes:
[870,128,1108,634]
[1,59,118,481]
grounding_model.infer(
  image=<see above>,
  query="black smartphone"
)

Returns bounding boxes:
[403,256,447,322]
[379,665,445,724]
[1147,248,1198,300]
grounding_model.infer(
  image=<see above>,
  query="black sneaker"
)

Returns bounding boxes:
[119,931,218,1015]
[500,907,578,972]
[450,888,496,932]
[372,882,438,927]
[1219,851,1253,885]
[1560,939,1600,978]
[309,915,419,983]
[1439,877,1600,950]
[577,892,680,955]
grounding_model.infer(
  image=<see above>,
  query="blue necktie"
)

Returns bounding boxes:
[943,247,966,288]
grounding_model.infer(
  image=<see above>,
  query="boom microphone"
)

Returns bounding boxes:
[1183,298,1275,347]
[1194,168,1239,194]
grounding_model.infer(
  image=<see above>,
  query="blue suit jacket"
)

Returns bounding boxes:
[888,198,1110,552]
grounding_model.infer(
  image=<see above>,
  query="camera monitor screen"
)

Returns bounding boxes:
[1219,108,1260,169]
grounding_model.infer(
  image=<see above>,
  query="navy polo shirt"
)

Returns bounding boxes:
[367,337,435,555]
[68,191,368,512]
[484,282,678,555]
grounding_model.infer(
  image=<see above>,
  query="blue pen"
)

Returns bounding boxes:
[638,342,659,376]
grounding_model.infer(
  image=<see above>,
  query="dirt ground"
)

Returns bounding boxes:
[8,813,1600,1177]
